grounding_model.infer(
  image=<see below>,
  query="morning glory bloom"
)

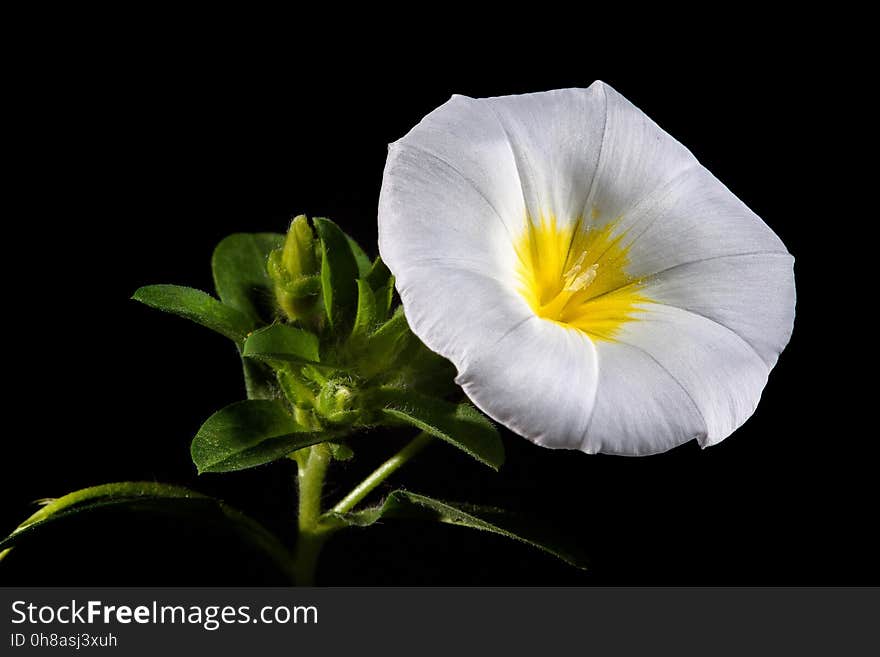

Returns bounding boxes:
[378,82,795,455]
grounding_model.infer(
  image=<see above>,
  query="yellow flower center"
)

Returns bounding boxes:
[514,213,650,341]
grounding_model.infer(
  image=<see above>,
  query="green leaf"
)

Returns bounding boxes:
[132,284,253,341]
[326,490,587,570]
[359,307,414,377]
[374,388,504,470]
[348,300,454,393]
[350,279,377,341]
[381,340,458,398]
[365,257,394,320]
[0,482,295,580]
[212,232,283,324]
[365,256,391,290]
[346,235,373,278]
[374,280,395,321]
[191,400,329,473]
[313,218,359,332]
[243,325,320,364]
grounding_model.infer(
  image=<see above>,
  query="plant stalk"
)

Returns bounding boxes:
[292,432,434,583]
[292,443,331,585]
[330,432,433,515]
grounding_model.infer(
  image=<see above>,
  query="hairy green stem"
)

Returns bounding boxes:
[330,432,434,515]
[291,433,433,583]
[292,443,332,585]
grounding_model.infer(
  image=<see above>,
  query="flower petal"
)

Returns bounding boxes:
[456,317,599,449]
[587,303,771,453]
[379,94,527,271]
[379,141,518,281]
[395,265,533,372]
[640,252,795,368]
[577,82,699,228]
[590,159,795,370]
[582,339,707,455]
[607,166,790,276]
[484,85,608,225]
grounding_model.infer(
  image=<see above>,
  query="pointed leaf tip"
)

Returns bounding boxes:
[346,235,373,278]
[132,284,253,341]
[349,279,378,341]
[327,490,588,570]
[0,482,296,580]
[313,218,359,332]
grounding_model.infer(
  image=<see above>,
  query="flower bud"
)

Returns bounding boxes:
[315,380,361,426]
[268,215,321,322]
[283,215,318,277]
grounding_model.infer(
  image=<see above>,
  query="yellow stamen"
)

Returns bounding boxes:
[514,213,650,341]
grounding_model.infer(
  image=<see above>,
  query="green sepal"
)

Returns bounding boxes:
[365,256,392,290]
[354,308,453,392]
[373,388,504,470]
[374,279,395,322]
[325,490,587,571]
[212,232,283,324]
[266,218,323,323]
[365,257,394,320]
[314,379,362,425]
[358,307,413,378]
[279,216,319,280]
[132,284,253,342]
[266,261,322,301]
[372,327,456,397]
[0,482,295,580]
[349,279,378,342]
[346,235,373,278]
[243,324,321,365]
[313,218,359,333]
[275,369,320,415]
[191,400,332,473]
[328,442,354,461]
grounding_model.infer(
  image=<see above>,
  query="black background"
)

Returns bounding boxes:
[2,24,870,585]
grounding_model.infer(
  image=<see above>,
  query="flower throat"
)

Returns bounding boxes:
[513,213,650,341]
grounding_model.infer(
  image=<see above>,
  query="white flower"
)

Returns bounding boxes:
[378,82,795,455]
